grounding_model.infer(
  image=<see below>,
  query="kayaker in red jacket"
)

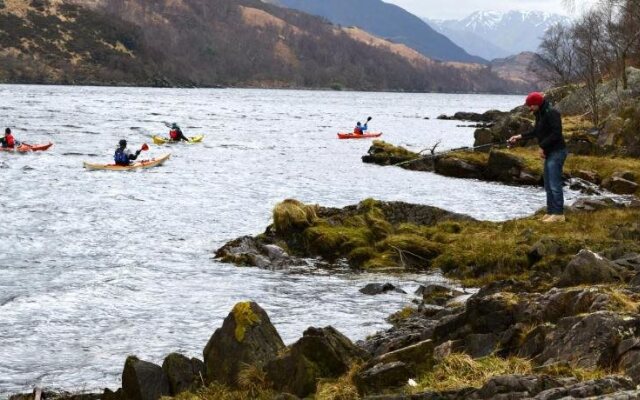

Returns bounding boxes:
[1,128,16,148]
[169,123,189,142]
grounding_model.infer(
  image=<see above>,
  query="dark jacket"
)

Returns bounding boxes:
[522,100,565,155]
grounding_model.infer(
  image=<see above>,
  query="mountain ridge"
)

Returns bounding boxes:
[427,10,570,60]
[269,0,486,64]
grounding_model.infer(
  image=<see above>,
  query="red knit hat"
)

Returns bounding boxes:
[525,92,544,107]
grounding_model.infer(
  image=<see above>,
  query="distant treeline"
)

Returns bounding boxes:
[0,0,530,93]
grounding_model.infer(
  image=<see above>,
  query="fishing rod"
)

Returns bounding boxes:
[393,141,508,167]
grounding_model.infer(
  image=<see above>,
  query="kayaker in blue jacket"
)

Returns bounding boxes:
[114,139,142,166]
[354,121,368,135]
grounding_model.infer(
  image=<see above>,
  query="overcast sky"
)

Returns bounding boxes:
[384,0,599,20]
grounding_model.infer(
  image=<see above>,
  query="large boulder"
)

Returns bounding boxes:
[484,150,540,185]
[122,356,170,400]
[265,326,368,398]
[355,361,413,394]
[161,353,205,396]
[535,312,640,369]
[203,302,285,386]
[360,283,406,295]
[434,157,484,180]
[557,250,623,287]
[603,176,639,195]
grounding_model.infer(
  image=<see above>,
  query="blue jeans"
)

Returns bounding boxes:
[543,148,568,215]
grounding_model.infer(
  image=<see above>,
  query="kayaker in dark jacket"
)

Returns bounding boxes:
[114,139,141,166]
[169,123,189,142]
[1,128,16,148]
[508,92,568,223]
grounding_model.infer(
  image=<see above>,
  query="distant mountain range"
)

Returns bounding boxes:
[427,11,570,60]
[267,0,486,63]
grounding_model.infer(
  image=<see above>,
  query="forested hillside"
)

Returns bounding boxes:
[0,0,531,92]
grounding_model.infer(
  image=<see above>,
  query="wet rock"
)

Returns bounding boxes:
[415,284,463,306]
[573,169,602,184]
[557,250,623,287]
[613,171,637,182]
[434,157,484,179]
[535,312,640,369]
[161,353,204,395]
[362,316,438,357]
[569,197,623,212]
[360,283,406,295]
[602,176,639,195]
[214,236,302,269]
[102,388,123,400]
[569,178,602,195]
[265,326,367,398]
[203,302,285,386]
[484,150,540,185]
[122,356,170,400]
[356,361,413,394]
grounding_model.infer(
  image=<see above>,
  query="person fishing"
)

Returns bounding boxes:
[508,92,567,223]
[114,139,143,166]
[1,128,16,148]
[353,117,372,135]
[169,123,189,142]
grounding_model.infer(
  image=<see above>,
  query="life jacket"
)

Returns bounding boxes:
[169,129,180,140]
[354,126,363,135]
[114,148,130,165]
[4,134,15,148]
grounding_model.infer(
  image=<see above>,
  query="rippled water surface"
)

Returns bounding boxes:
[0,85,564,396]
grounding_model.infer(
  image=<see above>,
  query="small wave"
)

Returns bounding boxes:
[1,295,19,306]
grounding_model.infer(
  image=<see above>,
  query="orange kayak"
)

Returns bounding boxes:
[337,133,383,139]
[0,143,53,153]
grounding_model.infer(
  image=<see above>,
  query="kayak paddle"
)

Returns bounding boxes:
[141,143,149,151]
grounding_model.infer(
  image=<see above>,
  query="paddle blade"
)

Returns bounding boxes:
[141,143,150,151]
[367,116,372,122]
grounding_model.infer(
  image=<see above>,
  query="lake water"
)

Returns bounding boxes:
[0,85,562,396]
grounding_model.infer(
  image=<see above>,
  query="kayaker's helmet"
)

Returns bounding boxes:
[356,122,362,127]
[5,128,10,135]
[119,139,127,148]
[171,123,179,129]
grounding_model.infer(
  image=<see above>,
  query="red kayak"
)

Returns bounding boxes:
[0,143,53,153]
[337,133,383,139]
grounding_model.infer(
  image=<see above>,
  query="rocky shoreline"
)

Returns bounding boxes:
[12,194,640,400]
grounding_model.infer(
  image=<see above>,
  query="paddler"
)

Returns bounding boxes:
[114,139,142,166]
[1,128,16,148]
[169,123,189,142]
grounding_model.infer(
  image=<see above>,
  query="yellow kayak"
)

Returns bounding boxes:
[152,135,205,145]
[83,153,171,171]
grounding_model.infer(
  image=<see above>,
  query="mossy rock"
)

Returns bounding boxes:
[273,199,318,235]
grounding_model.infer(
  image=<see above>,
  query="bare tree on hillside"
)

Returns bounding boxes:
[601,0,640,89]
[572,10,611,126]
[536,23,576,87]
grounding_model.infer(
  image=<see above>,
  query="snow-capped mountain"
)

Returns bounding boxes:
[427,10,570,60]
